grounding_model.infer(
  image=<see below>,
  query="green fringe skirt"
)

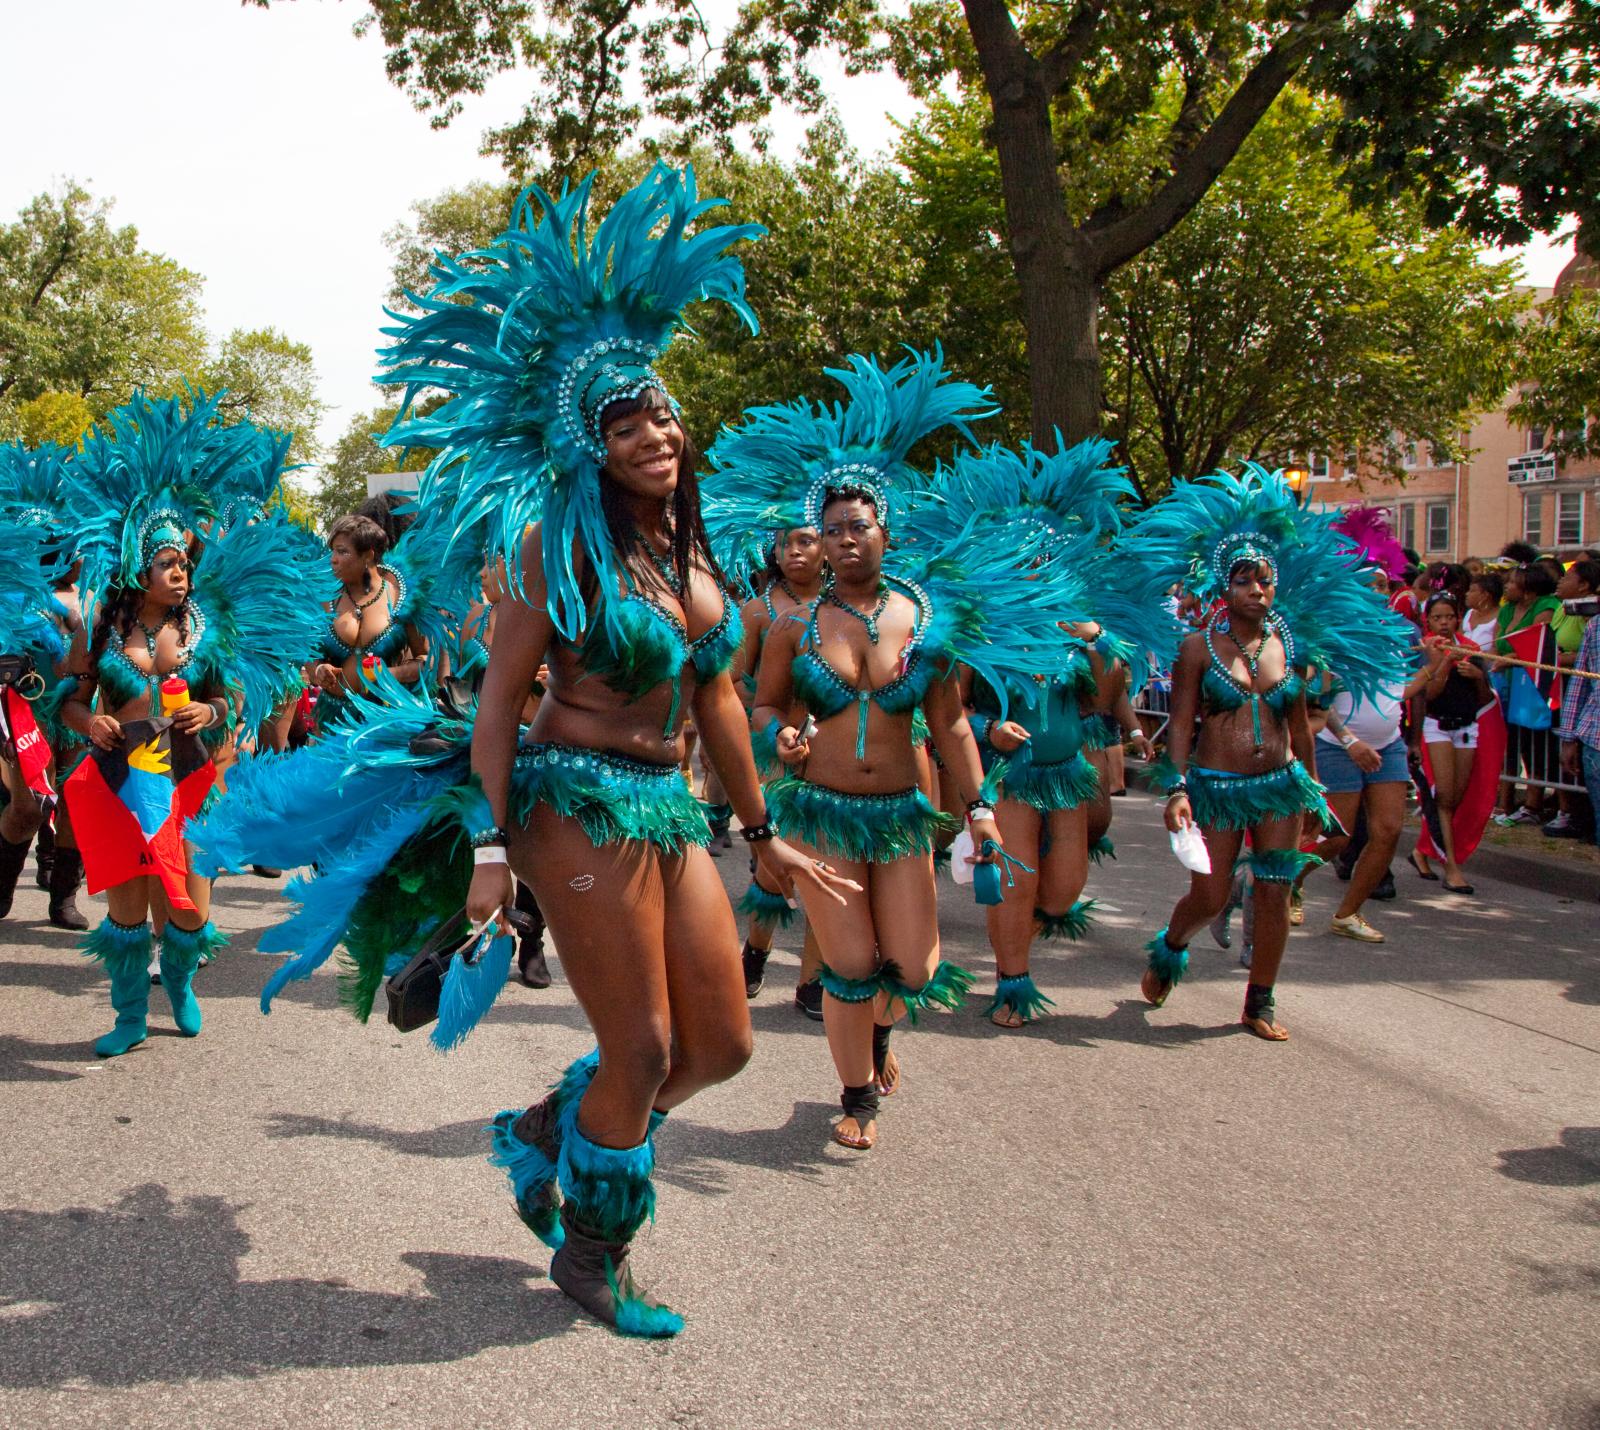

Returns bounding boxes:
[766,775,957,864]
[997,751,1101,813]
[1187,760,1330,833]
[510,742,710,854]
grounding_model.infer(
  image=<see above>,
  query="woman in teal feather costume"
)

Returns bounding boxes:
[56,391,327,1059]
[729,527,827,1013]
[1132,465,1412,1040]
[950,438,1175,1027]
[0,439,90,931]
[380,164,853,1338]
[719,350,1092,1148]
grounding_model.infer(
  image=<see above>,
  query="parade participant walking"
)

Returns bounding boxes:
[1135,466,1411,1039]
[715,350,1093,1147]
[59,392,325,1056]
[948,438,1176,1026]
[223,165,847,1339]
[730,527,828,1014]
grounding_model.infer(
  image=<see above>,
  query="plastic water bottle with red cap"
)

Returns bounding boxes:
[160,677,189,717]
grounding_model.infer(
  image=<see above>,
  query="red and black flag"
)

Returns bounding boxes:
[64,717,215,911]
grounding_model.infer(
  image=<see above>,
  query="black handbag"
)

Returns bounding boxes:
[384,905,532,1033]
[0,653,37,688]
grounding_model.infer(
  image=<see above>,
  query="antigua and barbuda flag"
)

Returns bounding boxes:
[64,717,215,911]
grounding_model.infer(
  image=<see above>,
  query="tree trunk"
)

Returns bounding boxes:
[965,0,1105,450]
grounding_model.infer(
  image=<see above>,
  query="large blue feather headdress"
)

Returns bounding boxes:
[702,348,996,578]
[1131,463,1411,701]
[935,436,1181,669]
[68,390,236,606]
[0,439,75,530]
[377,163,764,641]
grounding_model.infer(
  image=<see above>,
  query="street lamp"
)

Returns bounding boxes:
[1283,466,1310,504]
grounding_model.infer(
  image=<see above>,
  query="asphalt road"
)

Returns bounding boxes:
[1,790,1596,1428]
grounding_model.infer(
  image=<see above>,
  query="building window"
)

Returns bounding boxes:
[1528,427,1546,452]
[1403,442,1419,469]
[1308,452,1329,479]
[1524,493,1543,546]
[1425,502,1451,553]
[1397,502,1416,551]
[1342,448,1359,472]
[1556,490,1585,547]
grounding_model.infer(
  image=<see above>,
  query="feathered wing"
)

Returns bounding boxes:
[702,348,996,578]
[1331,504,1409,582]
[189,512,330,729]
[187,672,477,1019]
[0,511,68,657]
[203,417,295,533]
[377,163,765,642]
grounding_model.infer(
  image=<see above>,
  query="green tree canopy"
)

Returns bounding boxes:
[1510,285,1600,461]
[0,184,207,423]
[203,326,326,466]
[262,0,1599,445]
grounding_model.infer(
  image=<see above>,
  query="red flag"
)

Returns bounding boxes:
[1503,623,1561,711]
[0,687,53,801]
[64,717,215,911]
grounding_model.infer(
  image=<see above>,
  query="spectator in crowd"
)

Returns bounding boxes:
[1391,565,1428,627]
[1545,559,1599,840]
[1428,562,1471,608]
[1462,570,1503,652]
[1555,595,1600,850]
[1494,561,1562,824]
[1500,540,1541,566]
[1408,594,1494,893]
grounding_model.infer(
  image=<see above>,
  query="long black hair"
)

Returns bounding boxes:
[594,390,728,599]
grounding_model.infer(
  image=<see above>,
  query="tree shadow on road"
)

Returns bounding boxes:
[1496,1127,1600,1187]
[0,1183,567,1387]
[261,1111,485,1159]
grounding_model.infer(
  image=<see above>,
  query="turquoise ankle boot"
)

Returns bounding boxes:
[84,918,151,1058]
[159,921,226,1037]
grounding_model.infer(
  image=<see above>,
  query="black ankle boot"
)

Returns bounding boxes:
[741,940,770,998]
[34,821,54,890]
[549,1205,683,1338]
[0,833,30,921]
[47,847,89,932]
[514,881,550,987]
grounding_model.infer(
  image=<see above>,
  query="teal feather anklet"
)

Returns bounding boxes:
[987,972,1055,1022]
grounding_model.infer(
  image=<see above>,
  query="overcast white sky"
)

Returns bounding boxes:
[1,1,1574,473]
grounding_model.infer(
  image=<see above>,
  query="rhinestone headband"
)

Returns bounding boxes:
[555,337,677,464]
[803,463,891,530]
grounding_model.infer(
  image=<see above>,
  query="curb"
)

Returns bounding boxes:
[1124,763,1600,901]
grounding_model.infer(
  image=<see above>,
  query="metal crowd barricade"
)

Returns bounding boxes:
[1501,716,1587,798]
[1134,674,1171,746]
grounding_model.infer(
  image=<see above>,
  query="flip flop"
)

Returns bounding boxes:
[1442,882,1476,896]
[1408,851,1440,882]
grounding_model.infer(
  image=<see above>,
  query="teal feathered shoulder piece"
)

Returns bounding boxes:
[207,420,295,534]
[702,348,995,577]
[1129,463,1410,703]
[189,511,331,728]
[0,438,74,526]
[378,163,764,645]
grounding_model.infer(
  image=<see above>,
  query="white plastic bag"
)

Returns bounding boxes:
[950,827,975,885]
[1169,821,1211,874]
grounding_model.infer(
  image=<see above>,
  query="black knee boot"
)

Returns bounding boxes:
[34,820,54,890]
[47,846,89,931]
[0,832,30,921]
[514,880,550,988]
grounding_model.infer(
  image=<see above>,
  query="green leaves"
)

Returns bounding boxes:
[1511,283,1600,460]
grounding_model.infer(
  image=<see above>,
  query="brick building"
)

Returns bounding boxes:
[1308,251,1599,560]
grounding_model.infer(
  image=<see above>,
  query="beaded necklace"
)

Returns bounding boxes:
[824,583,891,644]
[1204,612,1295,752]
[111,599,204,708]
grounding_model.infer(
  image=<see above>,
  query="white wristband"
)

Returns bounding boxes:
[472,846,509,866]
